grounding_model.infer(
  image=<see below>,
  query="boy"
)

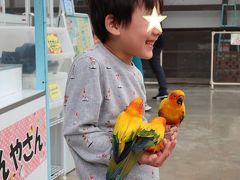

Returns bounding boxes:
[64,0,177,179]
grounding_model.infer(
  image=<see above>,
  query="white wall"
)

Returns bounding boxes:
[164,0,239,5]
[163,11,220,28]
[163,11,240,28]
[5,0,60,7]
[3,0,240,28]
[163,0,240,28]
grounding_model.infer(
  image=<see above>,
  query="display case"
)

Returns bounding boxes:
[0,90,47,180]
[0,24,74,179]
[0,26,37,108]
[0,27,48,179]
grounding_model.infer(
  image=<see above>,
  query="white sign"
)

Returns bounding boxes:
[231,33,240,45]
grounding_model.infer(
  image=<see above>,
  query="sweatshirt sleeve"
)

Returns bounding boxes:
[63,56,112,165]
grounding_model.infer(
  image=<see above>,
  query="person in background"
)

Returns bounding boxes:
[142,0,168,100]
[144,35,168,100]
[132,56,152,111]
[64,0,177,179]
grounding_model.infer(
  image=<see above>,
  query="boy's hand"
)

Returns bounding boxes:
[138,126,177,167]
[164,125,178,140]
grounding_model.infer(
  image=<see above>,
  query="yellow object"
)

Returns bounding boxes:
[116,116,166,179]
[143,117,166,153]
[48,83,61,100]
[113,97,143,155]
[47,33,63,54]
[158,89,186,127]
[107,98,166,179]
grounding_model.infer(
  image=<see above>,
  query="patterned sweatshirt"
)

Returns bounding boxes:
[64,43,160,180]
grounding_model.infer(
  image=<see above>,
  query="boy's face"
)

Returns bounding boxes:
[111,5,162,62]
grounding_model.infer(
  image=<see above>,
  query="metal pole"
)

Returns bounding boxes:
[210,32,215,89]
[25,0,30,26]
[34,0,51,179]
[0,0,5,14]
[49,0,54,27]
[160,49,163,66]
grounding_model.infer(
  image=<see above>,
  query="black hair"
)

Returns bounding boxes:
[88,0,163,43]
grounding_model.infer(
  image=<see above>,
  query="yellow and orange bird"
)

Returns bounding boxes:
[107,116,166,180]
[158,89,185,127]
[113,97,144,157]
[145,117,166,153]
[119,117,166,177]
[107,97,144,180]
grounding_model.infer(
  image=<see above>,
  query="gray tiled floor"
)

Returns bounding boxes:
[62,84,240,180]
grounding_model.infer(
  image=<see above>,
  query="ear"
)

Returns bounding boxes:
[105,14,120,36]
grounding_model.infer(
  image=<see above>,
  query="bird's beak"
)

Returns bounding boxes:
[177,96,183,105]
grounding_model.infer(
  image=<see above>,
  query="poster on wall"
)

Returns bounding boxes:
[65,13,94,57]
[164,0,221,5]
[231,33,240,45]
[0,108,47,180]
[47,33,63,54]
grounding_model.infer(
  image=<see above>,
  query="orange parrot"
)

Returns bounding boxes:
[158,89,186,127]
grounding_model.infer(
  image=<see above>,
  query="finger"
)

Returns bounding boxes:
[154,141,171,166]
[165,125,171,131]
[170,139,177,150]
[162,141,171,158]
[163,138,168,146]
[163,138,176,153]
[164,132,172,140]
[149,154,158,162]
[167,139,177,153]
[171,132,177,141]
[138,151,152,164]
[140,153,159,166]
[170,126,178,133]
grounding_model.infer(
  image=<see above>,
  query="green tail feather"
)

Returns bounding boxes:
[106,157,116,180]
[119,151,144,178]
[107,126,161,179]
[106,155,128,180]
[106,148,144,179]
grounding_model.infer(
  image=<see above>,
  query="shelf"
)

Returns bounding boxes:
[0,90,44,113]
[0,13,28,25]
[0,26,74,63]
[51,165,65,180]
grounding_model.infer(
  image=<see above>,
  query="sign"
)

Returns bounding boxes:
[66,13,94,57]
[48,83,61,100]
[0,108,47,180]
[47,33,63,54]
[231,33,240,45]
[61,0,74,15]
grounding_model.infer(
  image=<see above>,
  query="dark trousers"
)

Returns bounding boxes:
[148,47,168,95]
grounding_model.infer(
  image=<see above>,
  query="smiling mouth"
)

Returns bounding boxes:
[145,40,155,48]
